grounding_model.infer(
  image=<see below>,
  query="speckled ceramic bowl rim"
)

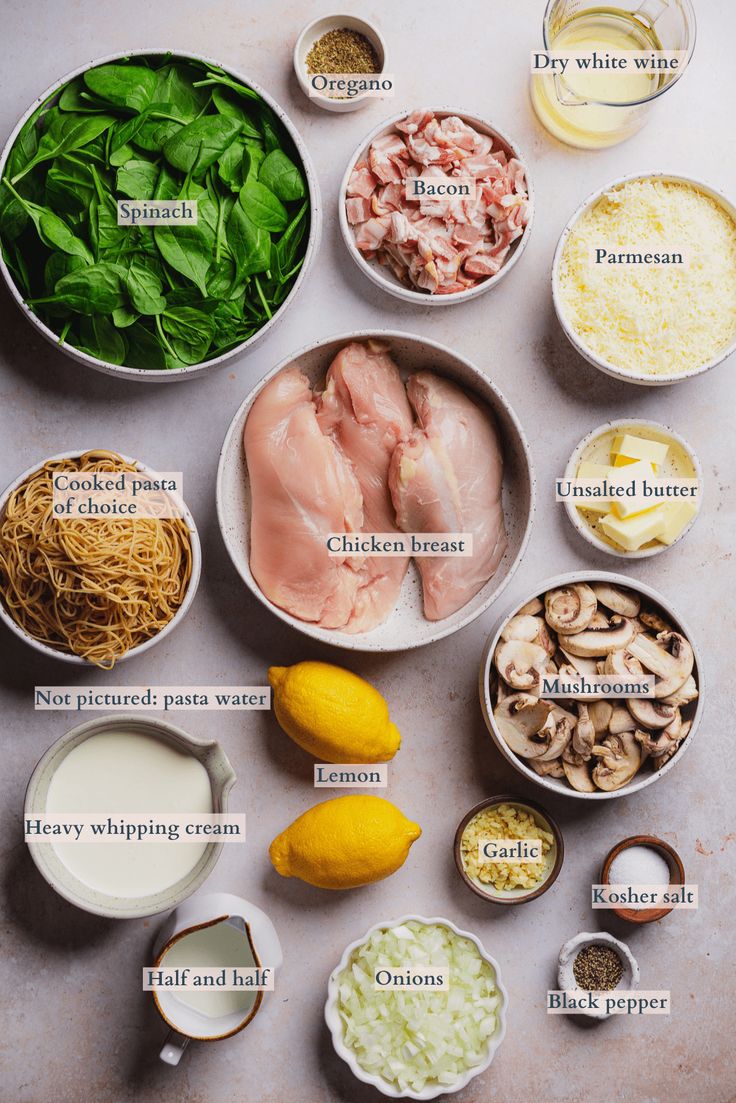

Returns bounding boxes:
[0,449,201,664]
[453,794,564,905]
[551,171,736,386]
[24,714,236,918]
[0,48,321,382]
[562,418,703,559]
[479,570,705,801]
[339,108,534,305]
[216,328,536,652]
[324,914,508,1099]
[293,14,388,111]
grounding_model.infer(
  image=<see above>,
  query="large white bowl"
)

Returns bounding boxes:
[216,330,535,651]
[479,570,704,800]
[324,914,508,1099]
[0,50,321,383]
[24,715,236,919]
[0,449,201,664]
[551,172,736,386]
[339,109,533,305]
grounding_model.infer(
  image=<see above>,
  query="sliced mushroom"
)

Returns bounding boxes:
[604,649,644,678]
[589,700,614,734]
[609,706,636,735]
[562,753,597,793]
[558,648,600,677]
[572,702,595,758]
[639,609,673,635]
[591,731,642,791]
[531,758,566,779]
[501,614,556,656]
[535,709,574,761]
[517,596,543,616]
[626,698,677,730]
[591,582,641,618]
[651,719,691,769]
[544,583,597,634]
[634,711,681,759]
[559,615,637,658]
[494,639,549,691]
[661,674,698,707]
[627,631,694,699]
[493,694,553,758]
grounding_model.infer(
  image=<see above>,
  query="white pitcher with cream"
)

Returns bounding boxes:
[151,892,283,1065]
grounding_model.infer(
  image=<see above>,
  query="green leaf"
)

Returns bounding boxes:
[239,179,287,231]
[45,155,95,213]
[272,200,308,282]
[46,261,126,313]
[78,314,127,363]
[112,304,140,328]
[194,68,262,103]
[58,80,109,113]
[154,202,215,296]
[126,321,167,369]
[259,149,305,201]
[211,88,261,138]
[227,201,270,279]
[161,305,215,364]
[125,260,166,314]
[116,159,159,199]
[217,140,246,191]
[83,64,158,112]
[44,251,87,291]
[0,181,28,240]
[155,65,209,120]
[11,114,115,183]
[163,116,241,175]
[153,163,180,201]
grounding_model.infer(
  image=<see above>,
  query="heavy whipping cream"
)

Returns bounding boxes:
[46,729,213,898]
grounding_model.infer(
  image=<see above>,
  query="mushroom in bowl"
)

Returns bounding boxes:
[479,573,702,799]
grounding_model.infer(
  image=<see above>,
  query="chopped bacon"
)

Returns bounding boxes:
[346,110,530,294]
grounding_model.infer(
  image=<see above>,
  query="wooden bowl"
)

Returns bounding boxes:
[600,835,685,924]
[453,794,564,905]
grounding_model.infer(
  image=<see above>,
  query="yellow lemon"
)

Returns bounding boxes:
[269,795,421,889]
[268,661,401,763]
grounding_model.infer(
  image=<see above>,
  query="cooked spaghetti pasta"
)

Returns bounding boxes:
[0,451,192,668]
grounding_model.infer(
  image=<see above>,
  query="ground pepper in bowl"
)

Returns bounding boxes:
[306,29,379,74]
[573,944,624,991]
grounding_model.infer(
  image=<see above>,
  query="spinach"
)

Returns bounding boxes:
[0,55,310,369]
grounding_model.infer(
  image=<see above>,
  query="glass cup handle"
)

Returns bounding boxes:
[159,1030,190,1066]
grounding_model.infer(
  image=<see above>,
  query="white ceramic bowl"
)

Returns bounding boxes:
[479,570,704,800]
[293,14,388,112]
[24,715,236,919]
[0,449,201,664]
[557,931,639,1020]
[552,172,736,386]
[325,915,508,1099]
[339,109,533,305]
[563,418,703,559]
[0,50,321,382]
[216,330,535,651]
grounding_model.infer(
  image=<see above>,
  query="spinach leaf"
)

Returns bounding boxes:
[125,260,166,314]
[272,200,308,283]
[78,314,127,363]
[160,305,215,364]
[126,321,168,369]
[259,149,305,201]
[35,261,126,313]
[116,159,159,199]
[154,196,216,296]
[239,179,287,231]
[11,114,115,182]
[193,68,261,102]
[163,116,241,175]
[227,201,270,279]
[83,65,158,113]
[211,88,261,138]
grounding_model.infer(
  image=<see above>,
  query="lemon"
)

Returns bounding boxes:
[268,661,401,763]
[269,795,421,889]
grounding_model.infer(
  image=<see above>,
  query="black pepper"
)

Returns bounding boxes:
[572,944,624,991]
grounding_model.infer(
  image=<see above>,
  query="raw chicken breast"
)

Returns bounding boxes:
[389,371,507,620]
[244,367,364,628]
[318,341,414,633]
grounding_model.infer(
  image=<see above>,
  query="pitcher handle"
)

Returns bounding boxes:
[160,1030,190,1066]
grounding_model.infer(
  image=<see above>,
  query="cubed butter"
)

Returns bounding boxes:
[575,460,612,515]
[657,500,698,545]
[609,460,658,520]
[600,506,667,551]
[611,433,669,469]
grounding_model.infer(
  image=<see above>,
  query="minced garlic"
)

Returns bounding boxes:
[461,803,553,891]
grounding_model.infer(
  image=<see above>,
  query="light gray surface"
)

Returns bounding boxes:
[1,2,734,1101]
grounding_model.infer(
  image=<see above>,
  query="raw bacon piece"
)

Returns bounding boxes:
[348,161,379,199]
[346,197,372,224]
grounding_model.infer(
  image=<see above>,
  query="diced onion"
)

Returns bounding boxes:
[336,921,499,1092]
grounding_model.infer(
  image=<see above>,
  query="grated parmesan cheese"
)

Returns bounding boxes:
[557,178,736,376]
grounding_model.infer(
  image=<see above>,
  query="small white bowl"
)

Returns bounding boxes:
[216,330,535,652]
[558,932,639,1020]
[0,449,201,665]
[552,172,736,386]
[479,570,704,801]
[0,50,321,383]
[339,109,533,305]
[24,715,236,919]
[563,418,703,559]
[293,14,388,112]
[325,915,508,1099]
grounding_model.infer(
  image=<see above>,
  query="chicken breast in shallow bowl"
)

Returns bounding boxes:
[216,331,535,651]
[339,109,534,304]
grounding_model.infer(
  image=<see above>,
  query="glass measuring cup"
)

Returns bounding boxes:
[531,0,697,148]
